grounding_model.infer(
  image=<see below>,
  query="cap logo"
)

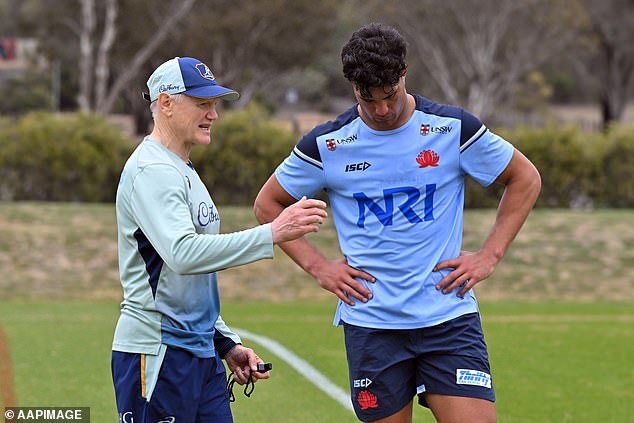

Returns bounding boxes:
[195,63,215,80]
[159,83,180,93]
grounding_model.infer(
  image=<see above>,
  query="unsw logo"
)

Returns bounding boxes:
[416,150,440,168]
[325,134,358,151]
[420,124,452,136]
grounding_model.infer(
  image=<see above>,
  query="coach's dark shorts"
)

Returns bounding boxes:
[344,313,495,422]
[112,345,233,423]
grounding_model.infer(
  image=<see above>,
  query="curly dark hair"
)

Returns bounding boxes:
[341,23,407,98]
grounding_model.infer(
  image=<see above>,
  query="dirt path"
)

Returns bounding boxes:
[0,323,17,407]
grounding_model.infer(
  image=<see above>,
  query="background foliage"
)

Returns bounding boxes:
[0,111,632,207]
[0,112,132,202]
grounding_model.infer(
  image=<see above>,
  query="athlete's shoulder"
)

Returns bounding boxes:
[413,95,484,146]
[295,105,360,162]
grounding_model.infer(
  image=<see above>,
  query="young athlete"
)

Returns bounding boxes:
[111,56,327,423]
[253,24,541,423]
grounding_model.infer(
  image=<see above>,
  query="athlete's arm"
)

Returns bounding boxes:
[254,174,374,306]
[434,148,541,297]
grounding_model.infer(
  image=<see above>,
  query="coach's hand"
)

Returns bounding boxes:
[270,196,328,244]
[225,345,270,385]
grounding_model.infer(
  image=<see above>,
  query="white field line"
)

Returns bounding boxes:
[234,328,354,414]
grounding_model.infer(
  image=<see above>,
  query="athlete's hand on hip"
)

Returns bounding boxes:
[312,258,375,306]
[225,345,270,385]
[434,250,499,297]
[270,196,328,244]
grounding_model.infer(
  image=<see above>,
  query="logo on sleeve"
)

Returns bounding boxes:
[326,139,337,151]
[416,150,440,168]
[456,369,492,388]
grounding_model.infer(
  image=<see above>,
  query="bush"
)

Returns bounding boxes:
[0,70,53,116]
[190,104,297,205]
[1,110,631,209]
[595,124,634,207]
[0,112,134,202]
[497,124,599,208]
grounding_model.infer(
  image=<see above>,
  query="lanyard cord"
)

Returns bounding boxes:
[226,368,256,402]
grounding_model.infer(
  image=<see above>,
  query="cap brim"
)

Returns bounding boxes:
[184,85,240,101]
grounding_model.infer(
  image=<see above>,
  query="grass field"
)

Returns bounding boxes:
[1,203,633,422]
[0,301,632,422]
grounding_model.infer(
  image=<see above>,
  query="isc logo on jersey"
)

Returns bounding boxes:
[345,161,371,172]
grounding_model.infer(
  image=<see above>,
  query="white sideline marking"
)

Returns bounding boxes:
[234,327,354,413]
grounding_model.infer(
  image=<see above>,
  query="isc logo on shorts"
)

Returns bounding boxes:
[456,369,491,388]
[353,377,373,388]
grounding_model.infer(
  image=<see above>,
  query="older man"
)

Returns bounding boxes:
[112,57,327,423]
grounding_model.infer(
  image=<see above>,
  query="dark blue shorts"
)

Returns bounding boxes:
[112,345,233,423]
[344,313,495,422]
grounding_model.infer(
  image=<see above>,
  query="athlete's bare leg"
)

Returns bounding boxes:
[368,401,413,423]
[425,394,496,423]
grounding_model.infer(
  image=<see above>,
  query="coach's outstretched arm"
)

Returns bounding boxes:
[434,149,542,297]
[254,175,375,306]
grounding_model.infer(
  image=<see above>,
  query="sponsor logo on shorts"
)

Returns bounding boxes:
[456,369,492,388]
[357,390,379,410]
[157,417,176,423]
[119,412,133,423]
[353,377,373,388]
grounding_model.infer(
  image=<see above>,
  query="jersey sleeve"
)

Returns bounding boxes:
[213,315,241,358]
[274,134,327,199]
[130,164,274,274]
[459,110,514,187]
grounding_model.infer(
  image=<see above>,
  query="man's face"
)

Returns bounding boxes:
[354,76,408,131]
[171,95,220,146]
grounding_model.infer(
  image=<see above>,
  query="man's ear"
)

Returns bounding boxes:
[157,92,173,115]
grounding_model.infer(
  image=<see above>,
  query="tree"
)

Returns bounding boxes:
[366,0,581,122]
[16,0,197,114]
[179,0,340,108]
[578,0,634,130]
[77,0,197,113]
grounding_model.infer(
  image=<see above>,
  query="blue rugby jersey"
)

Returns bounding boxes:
[113,137,274,358]
[275,95,514,329]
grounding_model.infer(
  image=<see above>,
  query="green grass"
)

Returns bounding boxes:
[1,301,632,422]
[1,203,633,303]
[1,203,633,421]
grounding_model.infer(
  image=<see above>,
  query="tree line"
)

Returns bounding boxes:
[0,0,632,133]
